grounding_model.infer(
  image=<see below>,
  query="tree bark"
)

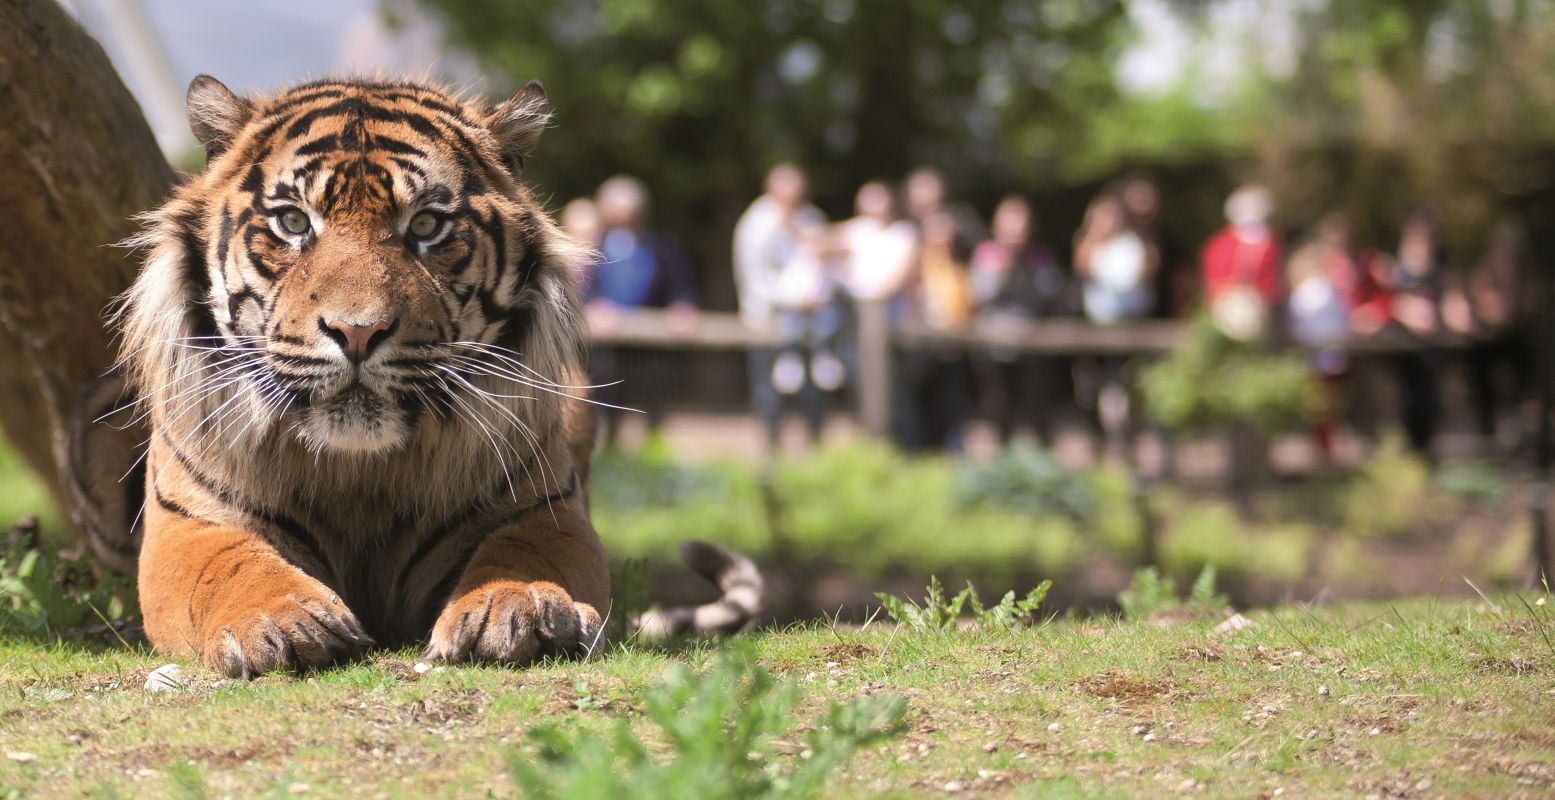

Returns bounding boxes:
[0,0,174,513]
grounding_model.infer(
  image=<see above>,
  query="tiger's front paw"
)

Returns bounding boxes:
[426,581,602,665]
[201,590,373,679]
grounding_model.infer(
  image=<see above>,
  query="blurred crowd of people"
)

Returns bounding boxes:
[561,167,1534,461]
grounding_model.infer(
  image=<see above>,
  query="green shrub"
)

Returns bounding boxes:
[1434,461,1506,507]
[958,444,1094,519]
[508,646,905,800]
[1138,314,1317,434]
[591,442,767,560]
[1157,498,1315,584]
[593,441,1131,580]
[1340,444,1431,538]
[1160,500,1247,575]
[1087,465,1145,559]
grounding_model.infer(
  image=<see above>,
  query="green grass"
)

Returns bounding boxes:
[2,594,1551,798]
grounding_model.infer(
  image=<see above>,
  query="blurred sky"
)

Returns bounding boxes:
[62,0,480,154]
[64,0,1297,158]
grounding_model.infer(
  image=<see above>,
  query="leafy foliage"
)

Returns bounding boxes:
[0,519,135,638]
[1434,460,1506,507]
[1138,314,1317,434]
[874,575,1051,632]
[1117,565,1226,621]
[507,646,906,800]
[413,0,1145,291]
[591,442,769,561]
[958,444,1095,520]
[1340,443,1432,538]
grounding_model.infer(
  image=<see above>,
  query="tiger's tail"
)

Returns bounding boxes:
[631,540,763,638]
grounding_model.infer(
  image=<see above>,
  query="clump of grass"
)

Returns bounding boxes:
[1117,565,1226,621]
[874,575,1051,632]
[507,645,906,800]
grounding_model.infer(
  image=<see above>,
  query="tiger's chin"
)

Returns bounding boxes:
[296,387,410,455]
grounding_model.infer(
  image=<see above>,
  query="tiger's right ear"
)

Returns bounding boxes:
[186,75,252,159]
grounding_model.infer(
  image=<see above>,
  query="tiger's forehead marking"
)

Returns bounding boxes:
[219,81,498,220]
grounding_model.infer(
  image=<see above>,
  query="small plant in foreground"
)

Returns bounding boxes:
[508,646,905,800]
[0,518,135,638]
[1118,565,1227,621]
[875,576,1051,632]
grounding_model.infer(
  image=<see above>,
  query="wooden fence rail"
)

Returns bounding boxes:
[588,307,1478,436]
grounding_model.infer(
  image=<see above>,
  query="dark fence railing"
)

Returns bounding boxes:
[589,307,1478,436]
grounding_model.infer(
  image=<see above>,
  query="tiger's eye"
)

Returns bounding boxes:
[280,209,310,235]
[409,212,441,239]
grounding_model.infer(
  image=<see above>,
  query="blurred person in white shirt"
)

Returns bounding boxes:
[733,164,836,451]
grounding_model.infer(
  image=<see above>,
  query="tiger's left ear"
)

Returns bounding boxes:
[488,80,550,176]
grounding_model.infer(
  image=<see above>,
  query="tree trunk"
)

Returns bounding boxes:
[0,0,173,530]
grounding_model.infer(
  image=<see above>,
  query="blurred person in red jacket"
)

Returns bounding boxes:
[1201,184,1282,341]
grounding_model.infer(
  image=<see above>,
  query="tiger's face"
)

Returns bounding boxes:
[122,77,584,457]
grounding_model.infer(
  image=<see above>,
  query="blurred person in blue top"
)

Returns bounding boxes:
[582,175,698,446]
[733,163,836,452]
[584,175,697,318]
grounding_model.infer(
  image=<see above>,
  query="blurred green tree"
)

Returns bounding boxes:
[412,0,1145,305]
[1169,0,1555,258]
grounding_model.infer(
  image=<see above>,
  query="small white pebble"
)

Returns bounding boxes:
[1369,727,1382,736]
[944,780,965,792]
[288,782,310,794]
[1131,724,1149,736]
[1015,751,1028,760]
[1318,685,1329,697]
[1214,613,1256,635]
[1536,597,1547,607]
[1047,722,1061,732]
[983,742,998,753]
[412,662,432,675]
[1178,777,1198,792]
[6,751,37,763]
[1143,732,1158,742]
[144,664,185,693]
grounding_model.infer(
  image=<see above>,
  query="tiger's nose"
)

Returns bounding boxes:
[321,318,395,364]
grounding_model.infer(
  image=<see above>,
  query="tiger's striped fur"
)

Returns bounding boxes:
[113,75,613,677]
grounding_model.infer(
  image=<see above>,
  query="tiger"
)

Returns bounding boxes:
[93,74,757,678]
